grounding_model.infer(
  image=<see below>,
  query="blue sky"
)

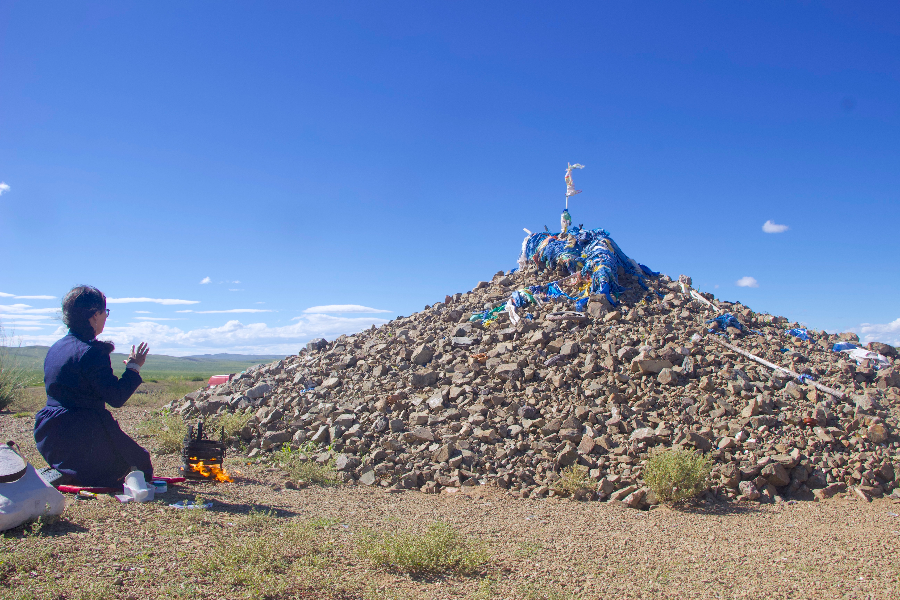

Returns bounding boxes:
[1,1,898,355]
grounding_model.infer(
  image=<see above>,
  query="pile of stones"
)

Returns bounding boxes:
[166,268,900,507]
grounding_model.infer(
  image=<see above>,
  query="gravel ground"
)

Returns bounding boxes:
[2,403,899,600]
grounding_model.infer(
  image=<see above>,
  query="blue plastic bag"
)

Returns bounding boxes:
[832,342,858,352]
[787,328,809,341]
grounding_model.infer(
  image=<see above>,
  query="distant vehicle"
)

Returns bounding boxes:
[207,374,234,387]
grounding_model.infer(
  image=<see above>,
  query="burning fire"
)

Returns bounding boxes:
[189,459,233,482]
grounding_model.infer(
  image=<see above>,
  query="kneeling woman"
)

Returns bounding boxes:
[34,285,153,488]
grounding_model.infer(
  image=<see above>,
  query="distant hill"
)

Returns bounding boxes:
[0,345,287,381]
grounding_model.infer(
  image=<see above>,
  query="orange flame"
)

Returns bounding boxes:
[190,461,233,482]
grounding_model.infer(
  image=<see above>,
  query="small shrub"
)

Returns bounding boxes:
[209,409,252,439]
[552,464,593,497]
[642,448,712,503]
[272,444,341,486]
[138,409,187,454]
[357,522,487,575]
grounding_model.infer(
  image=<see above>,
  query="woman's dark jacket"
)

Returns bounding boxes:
[34,332,153,487]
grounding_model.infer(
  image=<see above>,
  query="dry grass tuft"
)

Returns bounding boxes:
[357,522,487,576]
[552,464,594,497]
[273,444,342,486]
[643,447,712,503]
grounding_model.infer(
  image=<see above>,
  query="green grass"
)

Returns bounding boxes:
[197,517,333,600]
[272,444,342,486]
[642,448,712,503]
[0,329,34,411]
[139,407,252,454]
[357,522,488,576]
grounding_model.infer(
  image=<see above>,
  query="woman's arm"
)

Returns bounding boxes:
[83,347,143,409]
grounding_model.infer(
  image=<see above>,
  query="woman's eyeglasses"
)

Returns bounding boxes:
[102,309,110,316]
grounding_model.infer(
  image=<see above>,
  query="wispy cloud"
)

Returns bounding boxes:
[108,297,200,305]
[0,303,59,315]
[228,289,244,292]
[303,304,392,314]
[0,314,51,321]
[134,311,151,314]
[200,276,212,285]
[0,292,55,300]
[133,317,184,321]
[857,318,900,346]
[762,220,789,234]
[177,308,273,314]
[0,182,9,195]
[736,276,759,288]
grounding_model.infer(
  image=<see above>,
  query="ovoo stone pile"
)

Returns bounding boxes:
[166,269,900,507]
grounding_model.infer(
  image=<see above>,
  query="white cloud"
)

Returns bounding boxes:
[0,303,59,315]
[177,309,273,314]
[0,314,51,321]
[107,297,200,305]
[11,314,391,355]
[0,321,52,327]
[0,182,9,195]
[0,292,55,300]
[303,304,392,314]
[134,311,151,314]
[228,289,244,292]
[200,277,211,284]
[133,317,184,321]
[762,220,789,233]
[857,318,900,346]
[736,276,759,288]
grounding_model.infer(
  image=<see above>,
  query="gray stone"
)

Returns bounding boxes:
[411,370,438,388]
[559,341,580,357]
[433,443,457,463]
[407,427,434,443]
[261,430,291,450]
[320,377,341,390]
[411,344,435,366]
[359,469,377,486]
[246,383,272,400]
[738,480,760,500]
[335,454,360,471]
[762,463,790,488]
[306,338,328,352]
[630,427,657,443]
[495,363,523,381]
[310,425,330,444]
[657,368,678,386]
[631,359,673,375]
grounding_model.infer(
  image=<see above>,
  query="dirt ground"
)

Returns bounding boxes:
[2,386,899,600]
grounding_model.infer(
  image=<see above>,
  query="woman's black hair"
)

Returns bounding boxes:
[61,285,114,350]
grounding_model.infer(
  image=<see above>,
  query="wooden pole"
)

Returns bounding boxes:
[706,335,848,401]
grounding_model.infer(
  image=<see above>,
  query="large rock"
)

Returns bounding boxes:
[411,344,435,366]
[246,383,272,400]
[306,338,328,351]
[631,359,673,375]
[494,363,523,381]
[410,370,438,388]
[261,430,291,450]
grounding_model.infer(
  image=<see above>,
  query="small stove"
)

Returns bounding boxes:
[180,421,232,482]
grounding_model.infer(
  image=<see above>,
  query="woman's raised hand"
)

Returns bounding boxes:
[124,342,150,367]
